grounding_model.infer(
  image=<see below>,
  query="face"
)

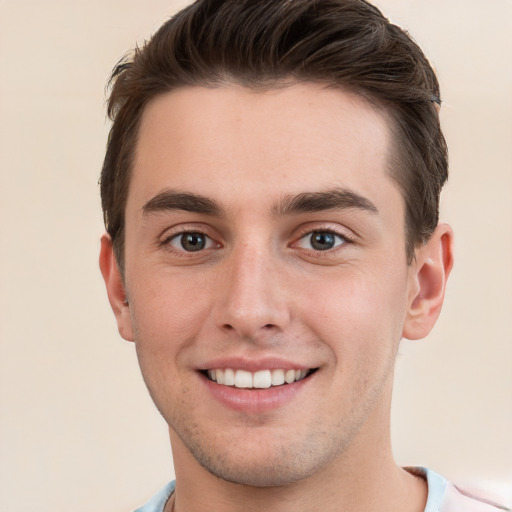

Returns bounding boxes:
[103,83,435,486]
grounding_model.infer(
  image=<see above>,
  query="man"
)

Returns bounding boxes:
[98,1,504,511]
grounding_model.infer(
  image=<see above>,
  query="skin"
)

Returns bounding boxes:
[100,83,453,512]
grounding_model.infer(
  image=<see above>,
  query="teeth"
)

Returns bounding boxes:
[253,370,272,389]
[234,370,252,388]
[224,368,235,386]
[285,369,296,384]
[271,369,285,386]
[206,368,311,388]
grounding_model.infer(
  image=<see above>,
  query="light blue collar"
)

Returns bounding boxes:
[133,481,175,512]
[133,467,448,512]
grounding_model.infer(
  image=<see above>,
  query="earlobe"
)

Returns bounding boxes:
[402,224,454,340]
[99,233,134,342]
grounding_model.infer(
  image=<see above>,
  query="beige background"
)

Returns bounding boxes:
[0,1,511,511]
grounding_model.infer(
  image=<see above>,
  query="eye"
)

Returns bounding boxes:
[168,232,215,252]
[297,230,346,251]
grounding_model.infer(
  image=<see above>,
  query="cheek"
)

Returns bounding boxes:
[302,266,408,355]
[128,273,212,414]
[127,269,213,359]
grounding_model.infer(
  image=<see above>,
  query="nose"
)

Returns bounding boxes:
[214,243,291,340]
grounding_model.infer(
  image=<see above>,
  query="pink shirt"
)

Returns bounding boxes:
[407,467,509,512]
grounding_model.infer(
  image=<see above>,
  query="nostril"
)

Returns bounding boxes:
[222,323,275,331]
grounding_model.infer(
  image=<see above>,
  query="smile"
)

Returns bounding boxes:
[205,368,315,389]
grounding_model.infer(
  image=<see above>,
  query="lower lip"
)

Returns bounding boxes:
[200,373,313,413]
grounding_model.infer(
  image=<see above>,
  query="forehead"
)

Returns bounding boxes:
[129,83,398,214]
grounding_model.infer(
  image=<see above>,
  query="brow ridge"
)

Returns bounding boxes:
[142,190,222,216]
[275,188,378,216]
[141,187,378,218]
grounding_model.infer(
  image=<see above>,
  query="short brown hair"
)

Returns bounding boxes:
[100,0,447,268]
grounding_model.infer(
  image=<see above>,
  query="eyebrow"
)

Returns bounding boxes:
[274,188,378,216]
[142,190,222,216]
[141,187,378,218]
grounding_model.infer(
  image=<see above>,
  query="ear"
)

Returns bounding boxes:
[99,233,134,341]
[402,224,454,340]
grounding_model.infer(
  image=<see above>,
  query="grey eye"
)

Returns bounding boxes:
[297,231,345,251]
[310,232,336,250]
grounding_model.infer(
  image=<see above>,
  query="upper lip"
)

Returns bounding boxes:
[198,356,316,372]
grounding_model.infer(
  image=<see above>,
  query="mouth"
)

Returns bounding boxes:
[202,368,318,389]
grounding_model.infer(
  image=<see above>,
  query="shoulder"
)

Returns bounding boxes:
[441,482,510,512]
[408,467,509,512]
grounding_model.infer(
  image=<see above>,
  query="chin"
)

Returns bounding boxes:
[197,451,329,488]
[174,422,351,488]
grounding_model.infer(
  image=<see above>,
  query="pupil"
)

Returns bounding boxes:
[181,233,205,252]
[311,232,335,250]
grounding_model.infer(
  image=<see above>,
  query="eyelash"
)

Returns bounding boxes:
[160,227,354,257]
[294,230,351,252]
[161,230,219,255]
